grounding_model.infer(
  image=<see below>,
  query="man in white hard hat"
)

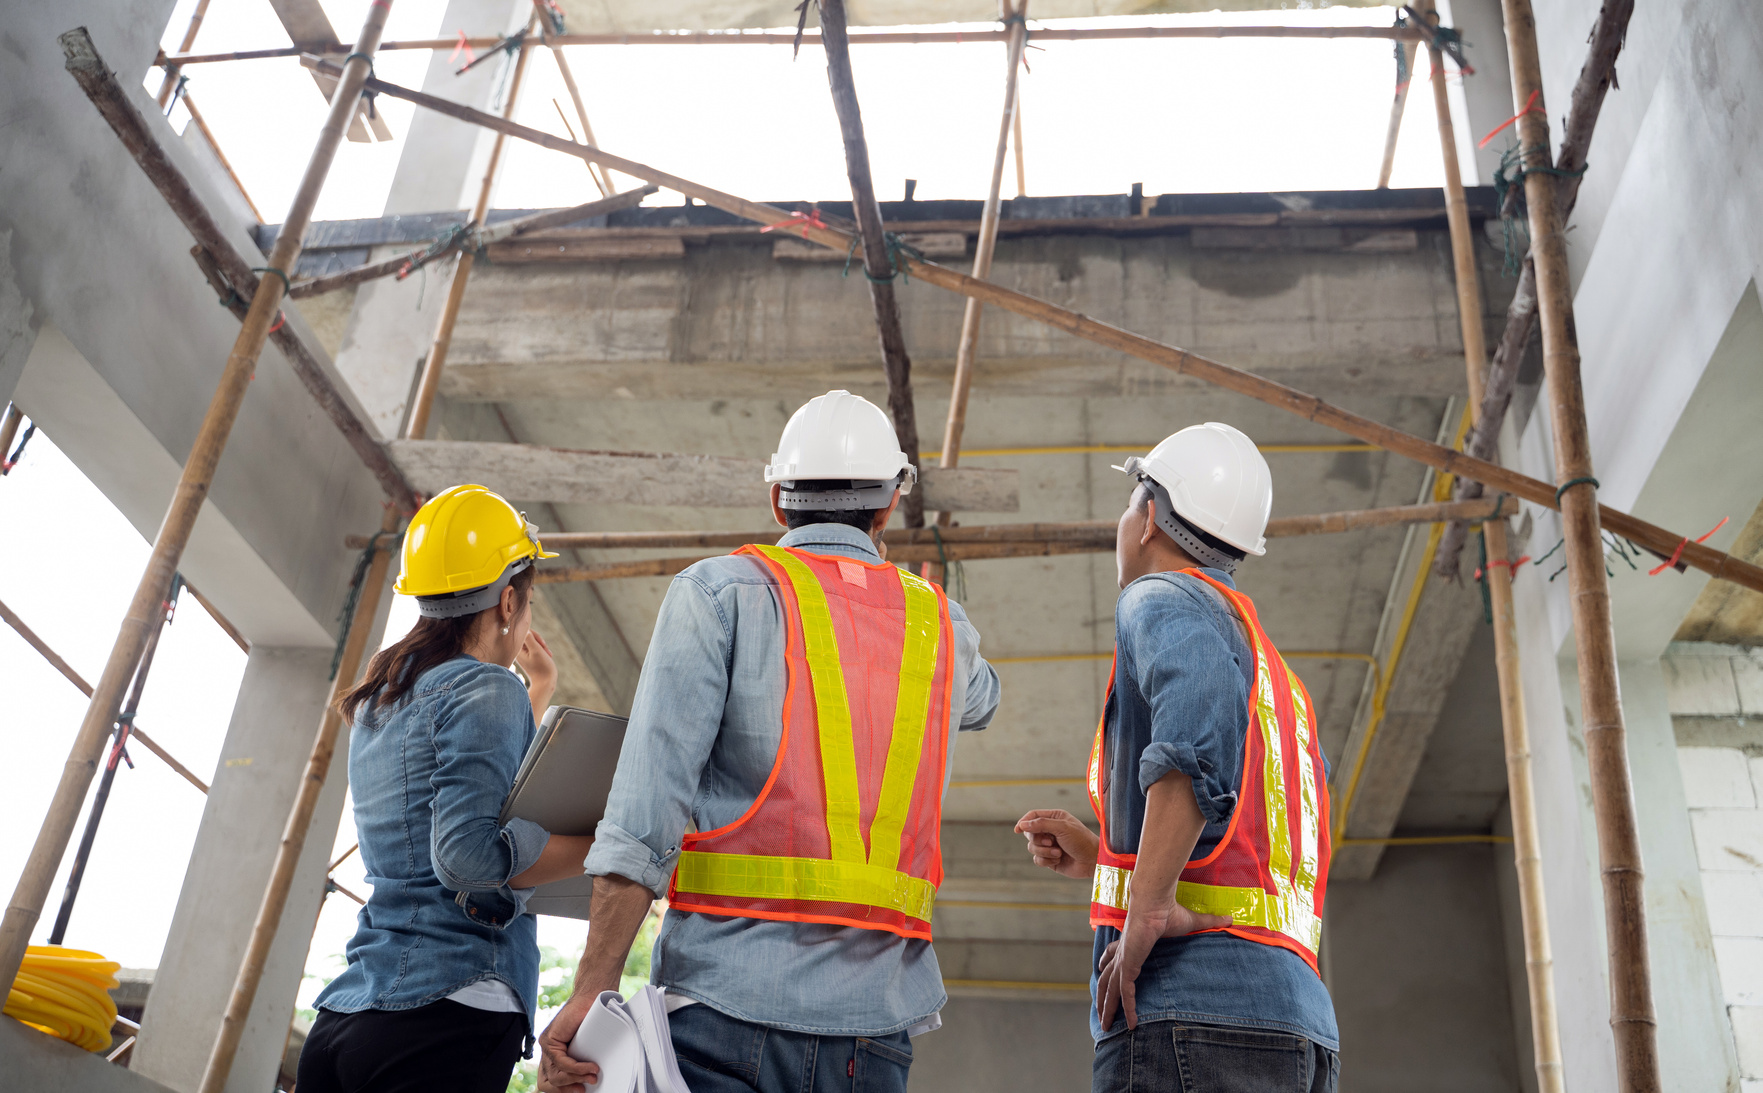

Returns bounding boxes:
[538,390,1001,1093]
[1015,422,1339,1092]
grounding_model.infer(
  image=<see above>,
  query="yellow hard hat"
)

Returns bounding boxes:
[395,484,559,617]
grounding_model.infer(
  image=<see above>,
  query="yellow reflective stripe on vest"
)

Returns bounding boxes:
[866,568,940,874]
[1284,657,1322,912]
[675,851,937,922]
[1175,880,1323,950]
[1250,632,1293,904]
[753,545,865,864]
[1093,863,1132,911]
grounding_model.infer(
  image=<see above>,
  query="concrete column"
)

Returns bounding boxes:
[133,639,383,1093]
[328,0,526,440]
[1607,659,1741,1089]
[1438,0,1516,186]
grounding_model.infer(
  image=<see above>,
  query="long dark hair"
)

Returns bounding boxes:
[338,565,535,722]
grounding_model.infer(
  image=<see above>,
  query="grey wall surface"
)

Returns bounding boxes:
[1325,846,1522,1092]
[910,995,1095,1093]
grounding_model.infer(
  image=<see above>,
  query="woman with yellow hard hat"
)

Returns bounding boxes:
[297,485,594,1093]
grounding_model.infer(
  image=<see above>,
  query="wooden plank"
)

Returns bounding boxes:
[772,232,965,261]
[387,439,1020,512]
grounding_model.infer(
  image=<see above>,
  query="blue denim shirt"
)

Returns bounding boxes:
[586,522,1001,1036]
[316,656,551,1027]
[1092,569,1339,1050]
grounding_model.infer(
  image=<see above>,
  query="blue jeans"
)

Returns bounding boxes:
[1093,1020,1338,1093]
[669,1004,914,1093]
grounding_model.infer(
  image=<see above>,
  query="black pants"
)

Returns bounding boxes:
[296,1000,526,1093]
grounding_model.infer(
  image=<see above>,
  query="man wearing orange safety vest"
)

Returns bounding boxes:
[1017,423,1338,1092]
[538,391,1000,1093]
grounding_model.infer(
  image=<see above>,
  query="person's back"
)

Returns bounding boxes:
[539,391,1001,1093]
[1018,423,1338,1093]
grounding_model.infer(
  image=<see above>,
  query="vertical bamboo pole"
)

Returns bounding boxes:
[0,403,23,464]
[1375,39,1418,188]
[156,0,215,108]
[937,1,1028,496]
[194,516,395,1093]
[405,27,535,440]
[1499,2,1658,1089]
[0,13,390,993]
[1012,86,1027,198]
[1427,41,1565,1093]
[182,92,266,223]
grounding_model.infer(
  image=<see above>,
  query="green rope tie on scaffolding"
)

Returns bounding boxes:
[1555,475,1599,504]
[329,528,401,681]
[342,52,379,117]
[1392,13,1410,89]
[1492,145,1590,276]
[843,232,925,285]
[252,266,292,295]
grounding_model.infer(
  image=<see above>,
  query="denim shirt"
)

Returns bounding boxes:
[315,656,551,1028]
[586,522,1001,1036]
[1092,569,1339,1050]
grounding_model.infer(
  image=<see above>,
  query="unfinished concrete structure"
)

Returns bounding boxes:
[2,0,1761,1090]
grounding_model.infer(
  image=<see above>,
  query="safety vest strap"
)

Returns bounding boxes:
[868,566,941,874]
[675,851,937,923]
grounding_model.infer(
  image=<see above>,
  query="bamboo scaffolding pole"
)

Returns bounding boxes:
[315,62,1763,595]
[1426,40,1564,1093]
[155,0,214,107]
[0,18,388,993]
[287,185,656,299]
[167,24,1425,65]
[0,403,23,465]
[66,48,419,513]
[936,0,1029,537]
[1375,0,1428,188]
[1501,2,1657,1087]
[181,579,250,654]
[404,25,535,441]
[180,92,264,223]
[515,498,1525,582]
[818,0,925,528]
[1012,91,1027,198]
[0,596,208,794]
[1435,0,1635,578]
[536,8,615,198]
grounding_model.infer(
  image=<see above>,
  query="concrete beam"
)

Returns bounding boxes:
[388,439,1021,512]
[1,1015,176,1093]
[134,644,380,1093]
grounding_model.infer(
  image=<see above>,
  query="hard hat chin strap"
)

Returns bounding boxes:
[1138,476,1241,574]
[415,557,533,619]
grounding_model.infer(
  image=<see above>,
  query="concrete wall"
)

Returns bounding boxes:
[0,1017,175,1093]
[1667,643,1763,1091]
[1325,846,1523,1092]
[911,996,1094,1093]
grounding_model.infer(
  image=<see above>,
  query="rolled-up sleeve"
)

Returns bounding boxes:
[427,665,547,892]
[586,574,732,897]
[1118,578,1247,824]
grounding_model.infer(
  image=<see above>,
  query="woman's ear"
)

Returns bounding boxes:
[500,583,520,625]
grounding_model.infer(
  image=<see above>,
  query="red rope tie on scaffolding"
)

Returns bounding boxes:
[1479,89,1543,148]
[1649,516,1729,576]
[761,208,828,239]
[450,29,477,65]
[268,311,286,335]
[1474,555,1532,581]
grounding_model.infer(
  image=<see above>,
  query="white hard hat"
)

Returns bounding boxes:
[1114,422,1272,564]
[765,390,916,509]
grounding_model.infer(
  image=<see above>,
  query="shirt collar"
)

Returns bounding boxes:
[777,522,885,563]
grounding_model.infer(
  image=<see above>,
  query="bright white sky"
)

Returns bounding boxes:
[2,0,1471,1034]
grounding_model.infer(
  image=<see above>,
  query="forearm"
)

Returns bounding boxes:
[1126,772,1207,926]
[510,833,594,889]
[569,874,654,1000]
[529,681,555,719]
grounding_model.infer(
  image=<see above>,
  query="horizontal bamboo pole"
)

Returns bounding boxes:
[316,62,1763,594]
[286,184,657,299]
[354,497,1521,553]
[167,24,1424,64]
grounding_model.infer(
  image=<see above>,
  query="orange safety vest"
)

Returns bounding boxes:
[1088,569,1331,974]
[667,544,956,940]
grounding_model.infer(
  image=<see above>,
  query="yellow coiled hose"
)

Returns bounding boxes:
[4,945,120,1052]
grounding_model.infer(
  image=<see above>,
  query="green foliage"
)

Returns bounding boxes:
[620,909,662,999]
[506,1060,539,1093]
